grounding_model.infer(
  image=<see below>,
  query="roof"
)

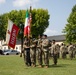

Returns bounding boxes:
[47,35,65,42]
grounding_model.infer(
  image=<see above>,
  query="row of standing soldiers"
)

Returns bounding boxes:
[23,35,58,68]
[23,35,76,68]
[60,43,76,59]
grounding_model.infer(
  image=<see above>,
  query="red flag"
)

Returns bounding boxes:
[6,20,19,49]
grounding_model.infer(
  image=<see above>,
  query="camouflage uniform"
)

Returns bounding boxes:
[64,45,68,58]
[42,38,49,67]
[60,44,66,59]
[23,39,31,66]
[30,39,37,67]
[73,45,76,58]
[49,46,52,58]
[37,38,42,67]
[56,44,60,58]
[68,44,74,60]
[48,41,52,58]
[51,43,58,65]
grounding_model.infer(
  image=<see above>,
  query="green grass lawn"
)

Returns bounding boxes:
[0,55,76,75]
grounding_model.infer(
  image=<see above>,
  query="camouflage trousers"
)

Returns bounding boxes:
[57,52,60,58]
[73,51,76,58]
[69,51,75,59]
[53,54,58,65]
[61,52,66,59]
[30,48,36,66]
[43,48,49,66]
[24,48,31,66]
[37,48,42,66]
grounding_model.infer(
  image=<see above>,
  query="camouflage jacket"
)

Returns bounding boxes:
[42,38,49,48]
[51,44,58,54]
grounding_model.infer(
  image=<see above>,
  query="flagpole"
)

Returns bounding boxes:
[20,22,24,57]
[28,6,32,45]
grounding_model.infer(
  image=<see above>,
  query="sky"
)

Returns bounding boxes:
[0,0,76,36]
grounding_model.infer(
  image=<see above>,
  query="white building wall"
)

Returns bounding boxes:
[2,46,8,50]
[14,45,21,52]
[2,44,21,53]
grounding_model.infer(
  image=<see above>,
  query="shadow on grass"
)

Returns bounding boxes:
[48,64,70,68]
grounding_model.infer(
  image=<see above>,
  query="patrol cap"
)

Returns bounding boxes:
[52,39,55,42]
[43,34,47,37]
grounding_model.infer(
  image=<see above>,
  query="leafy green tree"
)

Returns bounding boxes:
[31,9,50,37]
[0,13,8,40]
[63,5,76,43]
[0,9,50,40]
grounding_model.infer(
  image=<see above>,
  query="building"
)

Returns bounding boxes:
[47,35,65,45]
[0,40,5,50]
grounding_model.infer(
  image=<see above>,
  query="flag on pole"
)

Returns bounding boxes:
[6,20,19,49]
[24,10,32,36]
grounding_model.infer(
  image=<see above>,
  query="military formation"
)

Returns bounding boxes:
[23,34,76,68]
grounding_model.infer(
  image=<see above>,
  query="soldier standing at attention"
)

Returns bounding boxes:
[60,43,66,59]
[42,35,49,68]
[56,44,60,58]
[51,40,58,65]
[30,38,37,67]
[73,44,76,58]
[68,43,74,60]
[49,40,52,58]
[23,37,31,66]
[37,35,43,67]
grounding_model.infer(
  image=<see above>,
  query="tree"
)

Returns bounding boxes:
[0,13,8,40]
[63,5,76,43]
[31,9,50,37]
[0,8,50,40]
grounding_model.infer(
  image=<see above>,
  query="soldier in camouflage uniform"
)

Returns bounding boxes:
[49,40,52,58]
[56,44,60,58]
[64,44,68,58]
[51,40,58,65]
[68,43,74,60]
[23,38,31,66]
[73,44,76,58]
[60,43,66,59]
[30,38,37,67]
[37,35,43,67]
[42,35,49,68]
